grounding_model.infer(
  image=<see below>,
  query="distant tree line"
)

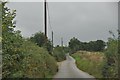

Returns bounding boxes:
[68,37,106,53]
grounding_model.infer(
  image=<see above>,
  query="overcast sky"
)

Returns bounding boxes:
[7,2,118,46]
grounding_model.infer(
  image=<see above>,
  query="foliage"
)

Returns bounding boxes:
[30,32,53,54]
[88,40,106,51]
[69,37,81,53]
[102,38,118,78]
[53,46,66,62]
[63,46,70,53]
[2,2,23,77]
[71,31,119,78]
[2,2,16,33]
[0,3,1,39]
[72,51,106,78]
[2,2,58,78]
[30,32,46,47]
[68,37,106,53]
[19,41,58,78]
[30,31,67,62]
[44,40,53,54]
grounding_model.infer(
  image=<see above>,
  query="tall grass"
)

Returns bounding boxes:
[72,51,106,78]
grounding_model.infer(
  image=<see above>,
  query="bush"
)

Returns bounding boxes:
[53,46,66,62]
[19,41,58,78]
[3,38,58,78]
[102,38,118,78]
[2,32,24,77]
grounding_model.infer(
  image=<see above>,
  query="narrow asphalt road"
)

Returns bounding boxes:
[54,54,95,79]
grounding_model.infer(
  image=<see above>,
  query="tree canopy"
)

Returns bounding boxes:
[30,32,53,54]
[68,37,106,53]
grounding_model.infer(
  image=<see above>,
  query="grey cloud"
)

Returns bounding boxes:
[8,2,118,45]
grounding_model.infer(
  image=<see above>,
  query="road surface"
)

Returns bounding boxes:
[54,54,95,79]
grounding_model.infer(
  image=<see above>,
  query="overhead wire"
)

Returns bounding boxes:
[46,2,53,32]
[46,2,61,46]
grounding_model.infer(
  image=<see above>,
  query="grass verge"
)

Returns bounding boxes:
[71,51,106,78]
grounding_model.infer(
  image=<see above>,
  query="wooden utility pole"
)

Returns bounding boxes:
[52,31,53,47]
[44,0,47,37]
[61,37,63,47]
[44,0,47,78]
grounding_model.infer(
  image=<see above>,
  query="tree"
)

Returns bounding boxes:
[30,32,47,47]
[44,39,53,54]
[95,40,106,51]
[84,40,105,51]
[2,2,24,77]
[68,37,80,53]
[30,32,52,53]
[2,2,16,33]
[68,37,105,53]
